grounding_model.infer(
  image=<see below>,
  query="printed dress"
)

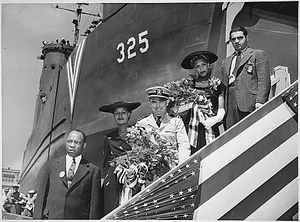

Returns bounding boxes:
[179,78,226,154]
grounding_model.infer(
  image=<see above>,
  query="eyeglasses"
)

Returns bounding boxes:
[66,140,82,145]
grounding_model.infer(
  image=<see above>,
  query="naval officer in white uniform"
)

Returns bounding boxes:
[136,86,191,165]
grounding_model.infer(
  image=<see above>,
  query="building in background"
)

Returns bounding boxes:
[2,167,20,193]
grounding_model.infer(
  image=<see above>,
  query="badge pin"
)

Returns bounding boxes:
[247,63,253,73]
[59,171,65,178]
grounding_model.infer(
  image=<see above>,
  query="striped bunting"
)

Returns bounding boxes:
[103,81,298,220]
[194,81,298,220]
[66,38,87,118]
[104,156,202,220]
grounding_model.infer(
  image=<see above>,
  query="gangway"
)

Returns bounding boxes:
[103,80,298,220]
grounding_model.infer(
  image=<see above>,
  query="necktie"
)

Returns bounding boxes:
[232,52,242,76]
[67,158,76,188]
[156,116,161,127]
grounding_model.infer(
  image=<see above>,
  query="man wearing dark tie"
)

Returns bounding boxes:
[136,86,190,165]
[33,130,102,220]
[220,26,271,129]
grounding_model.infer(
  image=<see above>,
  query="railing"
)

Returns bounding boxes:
[269,66,291,99]
[2,210,32,220]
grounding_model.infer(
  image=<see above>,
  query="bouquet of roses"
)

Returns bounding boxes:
[111,126,178,185]
[164,77,195,107]
[164,77,221,116]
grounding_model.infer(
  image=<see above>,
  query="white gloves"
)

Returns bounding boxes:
[202,108,225,129]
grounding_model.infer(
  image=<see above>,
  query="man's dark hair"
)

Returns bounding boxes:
[69,129,87,143]
[229,26,248,40]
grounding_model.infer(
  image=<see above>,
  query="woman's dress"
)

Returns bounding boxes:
[102,129,132,215]
[180,78,226,154]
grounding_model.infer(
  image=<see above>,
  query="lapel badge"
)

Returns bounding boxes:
[247,62,254,74]
[59,171,65,178]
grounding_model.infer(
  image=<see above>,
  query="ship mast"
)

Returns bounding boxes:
[55,3,101,46]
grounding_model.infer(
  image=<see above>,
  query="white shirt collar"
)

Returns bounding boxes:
[66,155,82,175]
[66,154,82,162]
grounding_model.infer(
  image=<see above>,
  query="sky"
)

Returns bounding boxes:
[1,2,103,171]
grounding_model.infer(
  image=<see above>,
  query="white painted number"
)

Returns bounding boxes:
[117,30,149,63]
[127,37,136,59]
[139,30,149,53]
[116,42,125,63]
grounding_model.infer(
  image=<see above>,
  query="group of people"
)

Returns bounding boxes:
[32,26,271,220]
[2,184,37,217]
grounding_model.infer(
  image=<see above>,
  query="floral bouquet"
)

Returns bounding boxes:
[164,77,221,116]
[111,126,179,186]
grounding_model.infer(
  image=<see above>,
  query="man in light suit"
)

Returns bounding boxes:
[136,86,190,164]
[221,26,271,129]
[33,129,102,220]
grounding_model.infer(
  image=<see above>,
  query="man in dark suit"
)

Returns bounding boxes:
[221,26,271,129]
[33,129,102,220]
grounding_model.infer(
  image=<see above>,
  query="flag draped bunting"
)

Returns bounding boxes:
[103,81,298,220]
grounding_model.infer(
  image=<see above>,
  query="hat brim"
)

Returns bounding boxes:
[145,86,172,99]
[181,51,218,69]
[99,101,141,113]
[148,95,169,100]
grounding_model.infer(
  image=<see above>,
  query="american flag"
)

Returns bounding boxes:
[66,38,87,118]
[103,81,298,220]
[106,156,201,220]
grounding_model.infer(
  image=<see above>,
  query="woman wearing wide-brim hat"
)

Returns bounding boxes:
[99,101,141,215]
[181,50,218,83]
[179,51,226,154]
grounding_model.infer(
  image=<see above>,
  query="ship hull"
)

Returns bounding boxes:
[21,3,298,218]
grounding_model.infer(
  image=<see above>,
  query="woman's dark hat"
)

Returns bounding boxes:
[181,51,218,69]
[99,101,141,113]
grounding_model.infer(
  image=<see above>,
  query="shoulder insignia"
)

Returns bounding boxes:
[137,114,150,121]
[170,115,182,121]
[168,112,181,118]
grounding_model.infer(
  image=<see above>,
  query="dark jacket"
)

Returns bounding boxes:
[102,129,131,215]
[33,156,101,220]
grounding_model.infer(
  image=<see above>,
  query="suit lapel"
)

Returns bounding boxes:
[54,156,68,188]
[239,47,252,68]
[68,158,89,190]
[160,113,171,127]
[148,114,157,127]
[108,130,131,152]
[226,55,235,76]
